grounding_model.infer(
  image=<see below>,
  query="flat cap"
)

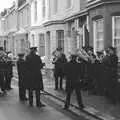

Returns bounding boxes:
[56,47,62,51]
[30,47,37,51]
[18,53,25,57]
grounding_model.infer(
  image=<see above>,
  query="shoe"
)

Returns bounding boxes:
[29,103,33,107]
[36,102,46,107]
[63,105,69,110]
[24,97,28,101]
[20,97,28,101]
[54,88,58,90]
[79,105,84,109]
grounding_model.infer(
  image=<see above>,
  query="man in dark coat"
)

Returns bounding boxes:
[0,47,6,94]
[5,52,14,90]
[25,47,45,107]
[17,53,27,101]
[63,54,84,110]
[107,47,118,103]
[52,48,67,90]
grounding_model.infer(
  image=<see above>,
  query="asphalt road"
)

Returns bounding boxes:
[0,80,99,120]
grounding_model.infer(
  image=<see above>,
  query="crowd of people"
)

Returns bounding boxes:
[0,45,118,110]
[0,46,45,107]
[52,46,118,109]
[0,47,14,94]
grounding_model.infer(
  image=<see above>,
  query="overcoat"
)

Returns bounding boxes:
[25,53,44,90]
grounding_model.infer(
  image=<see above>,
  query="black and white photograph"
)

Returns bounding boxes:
[0,0,119,120]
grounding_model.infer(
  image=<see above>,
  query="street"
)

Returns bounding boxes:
[0,80,98,120]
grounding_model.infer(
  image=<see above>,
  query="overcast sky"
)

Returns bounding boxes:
[0,0,14,12]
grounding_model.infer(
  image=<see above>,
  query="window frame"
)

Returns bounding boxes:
[112,16,120,60]
[93,18,104,53]
[112,16,120,47]
[39,33,45,56]
[53,0,58,14]
[56,30,64,52]
[42,0,46,18]
[66,0,71,9]
[34,0,38,22]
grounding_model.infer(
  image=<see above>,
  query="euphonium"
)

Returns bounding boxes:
[76,48,89,62]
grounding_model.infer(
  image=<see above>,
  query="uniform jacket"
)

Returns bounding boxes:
[64,59,83,89]
[25,53,44,90]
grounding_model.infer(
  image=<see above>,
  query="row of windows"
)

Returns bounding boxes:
[93,16,120,59]
[32,16,120,58]
[31,30,64,56]
[33,0,72,22]
[19,7,29,28]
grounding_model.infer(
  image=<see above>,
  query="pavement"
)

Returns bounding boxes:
[42,68,120,120]
[13,67,120,120]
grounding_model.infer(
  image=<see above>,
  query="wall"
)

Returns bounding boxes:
[89,3,120,49]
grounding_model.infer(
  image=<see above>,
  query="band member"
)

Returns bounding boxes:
[5,51,14,90]
[94,51,105,94]
[107,47,118,103]
[52,47,67,90]
[63,54,84,110]
[17,53,27,101]
[102,49,112,97]
[0,47,10,94]
[25,47,45,107]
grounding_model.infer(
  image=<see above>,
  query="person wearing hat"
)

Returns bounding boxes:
[17,53,28,101]
[63,54,84,110]
[25,47,45,107]
[5,51,14,90]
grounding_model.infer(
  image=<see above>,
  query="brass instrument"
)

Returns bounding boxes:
[76,48,89,62]
[76,48,98,63]
[0,51,11,63]
[52,49,61,64]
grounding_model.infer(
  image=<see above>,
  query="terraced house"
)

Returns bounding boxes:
[87,0,120,60]
[1,0,120,64]
[0,0,31,56]
[30,0,88,68]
